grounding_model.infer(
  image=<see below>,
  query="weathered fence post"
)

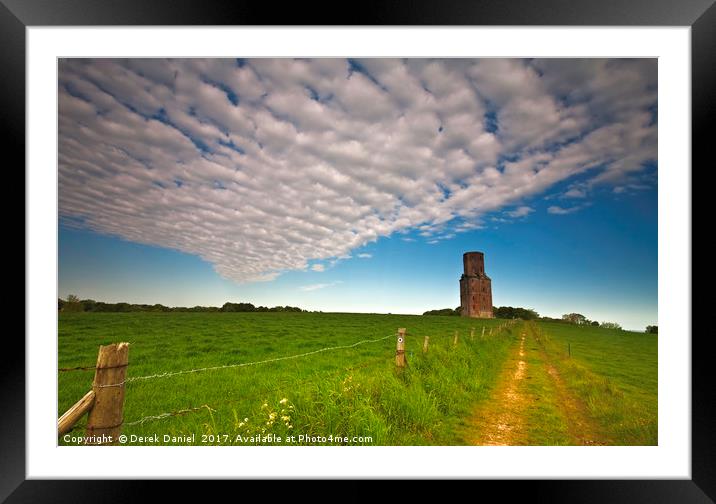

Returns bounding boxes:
[58,390,95,437]
[395,328,406,369]
[85,342,129,445]
[568,342,571,358]
[470,327,475,340]
[481,326,485,339]
[453,330,459,346]
[489,327,493,336]
[423,335,430,353]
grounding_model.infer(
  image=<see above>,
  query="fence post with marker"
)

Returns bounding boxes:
[423,335,430,353]
[85,342,129,445]
[395,328,406,369]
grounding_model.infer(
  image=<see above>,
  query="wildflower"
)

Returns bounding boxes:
[288,425,293,429]
[269,412,277,420]
[281,415,290,422]
[279,398,288,405]
[244,418,249,422]
[238,422,245,428]
[261,402,269,409]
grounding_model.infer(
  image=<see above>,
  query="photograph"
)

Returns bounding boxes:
[56,57,659,448]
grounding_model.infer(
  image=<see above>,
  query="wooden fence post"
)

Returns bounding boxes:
[58,390,95,437]
[395,328,406,369]
[481,326,485,339]
[423,335,430,353]
[453,330,459,346]
[85,342,129,445]
[470,327,475,340]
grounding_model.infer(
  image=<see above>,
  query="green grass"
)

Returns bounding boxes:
[59,312,514,445]
[535,321,658,445]
[522,332,572,446]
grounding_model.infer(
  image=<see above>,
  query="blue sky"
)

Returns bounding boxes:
[58,58,657,330]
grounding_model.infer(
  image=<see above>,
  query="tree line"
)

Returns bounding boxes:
[422,306,656,333]
[58,295,304,313]
[422,306,538,319]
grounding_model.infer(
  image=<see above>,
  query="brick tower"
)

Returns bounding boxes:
[460,251,493,318]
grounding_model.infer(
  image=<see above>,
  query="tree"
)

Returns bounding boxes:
[423,308,459,316]
[646,325,658,334]
[600,322,622,330]
[62,294,83,312]
[493,306,539,320]
[221,302,256,312]
[562,313,588,325]
[591,320,600,326]
[80,299,97,312]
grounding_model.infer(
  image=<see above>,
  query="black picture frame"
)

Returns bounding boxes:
[7,0,710,501]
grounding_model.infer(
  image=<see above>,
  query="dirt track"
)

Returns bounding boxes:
[465,322,606,446]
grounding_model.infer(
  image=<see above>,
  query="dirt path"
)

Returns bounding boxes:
[466,322,606,446]
[463,331,530,445]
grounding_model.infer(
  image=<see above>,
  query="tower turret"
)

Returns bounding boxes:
[459,251,494,318]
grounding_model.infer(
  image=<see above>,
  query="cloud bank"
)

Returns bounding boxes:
[59,58,656,283]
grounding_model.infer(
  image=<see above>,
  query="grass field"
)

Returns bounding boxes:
[535,321,658,445]
[58,313,657,446]
[58,312,514,445]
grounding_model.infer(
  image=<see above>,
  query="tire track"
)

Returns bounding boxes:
[466,322,609,446]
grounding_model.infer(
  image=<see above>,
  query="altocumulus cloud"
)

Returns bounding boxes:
[59,58,656,283]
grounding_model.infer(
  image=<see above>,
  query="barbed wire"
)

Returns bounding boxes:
[123,356,390,427]
[125,333,394,383]
[126,404,216,426]
[57,321,514,374]
[59,363,129,373]
[58,365,96,372]
[59,323,521,436]
[58,324,516,374]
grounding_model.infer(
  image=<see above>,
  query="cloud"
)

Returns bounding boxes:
[547,205,581,215]
[58,58,656,283]
[505,206,534,218]
[563,188,586,198]
[357,253,372,259]
[299,281,342,292]
[310,264,325,272]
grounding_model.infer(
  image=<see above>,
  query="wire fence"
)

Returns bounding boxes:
[59,322,519,437]
[124,333,393,383]
[123,355,390,427]
[57,327,496,375]
[58,333,394,382]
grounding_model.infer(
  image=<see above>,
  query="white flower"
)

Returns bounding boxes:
[279,398,288,405]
